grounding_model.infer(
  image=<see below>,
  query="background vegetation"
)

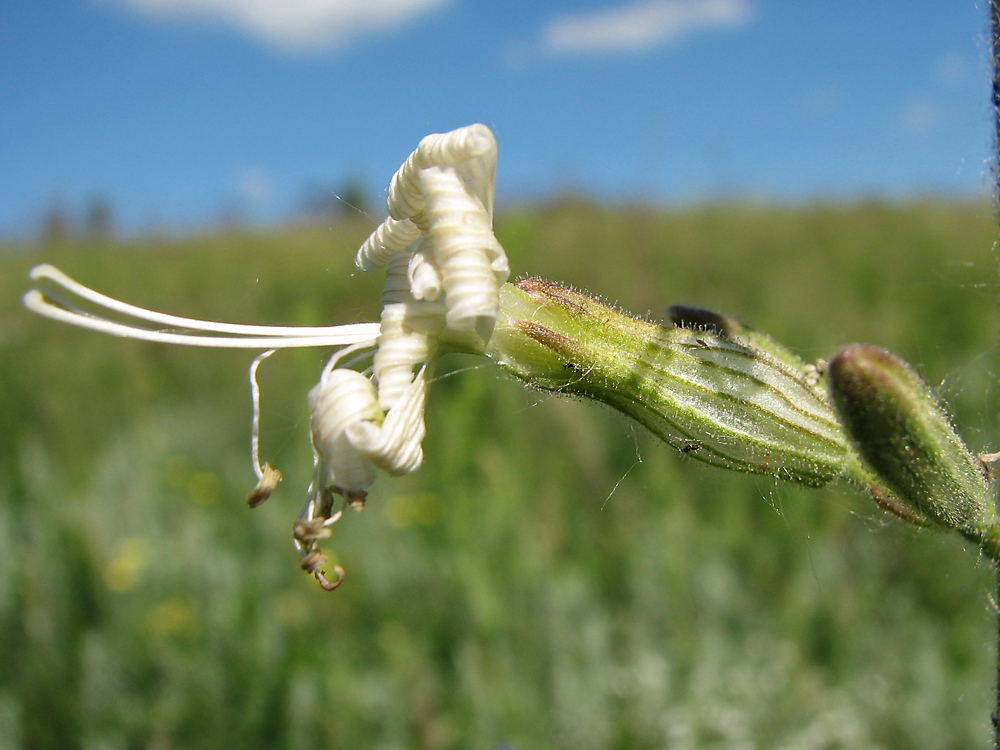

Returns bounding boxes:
[1,199,998,749]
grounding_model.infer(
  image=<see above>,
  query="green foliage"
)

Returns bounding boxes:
[1,201,998,748]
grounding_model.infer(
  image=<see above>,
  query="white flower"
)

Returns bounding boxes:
[23,123,510,590]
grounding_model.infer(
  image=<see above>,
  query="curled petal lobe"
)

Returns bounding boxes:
[356,217,421,271]
[420,166,508,338]
[349,365,431,477]
[408,244,444,302]
[386,124,497,222]
[308,368,382,493]
[373,301,444,410]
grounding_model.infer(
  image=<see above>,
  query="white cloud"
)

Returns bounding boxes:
[542,0,752,55]
[236,166,272,206]
[901,97,937,135]
[934,53,966,88]
[108,0,449,52]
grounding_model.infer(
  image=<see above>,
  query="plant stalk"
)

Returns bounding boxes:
[990,1,1000,745]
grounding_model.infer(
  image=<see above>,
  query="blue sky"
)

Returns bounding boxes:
[1,0,993,235]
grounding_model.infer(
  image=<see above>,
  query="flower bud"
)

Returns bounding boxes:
[487,280,849,487]
[827,344,993,531]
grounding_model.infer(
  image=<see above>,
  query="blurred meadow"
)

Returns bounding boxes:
[2,199,999,749]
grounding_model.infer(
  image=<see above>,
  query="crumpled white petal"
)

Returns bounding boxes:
[372,251,446,410]
[304,124,510,587]
[307,359,433,493]
[356,216,421,271]
[385,123,496,224]
[308,368,382,493]
[420,165,509,338]
[407,242,443,302]
[374,301,444,410]
[358,123,510,352]
[349,364,431,477]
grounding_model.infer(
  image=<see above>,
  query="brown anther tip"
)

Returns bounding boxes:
[316,565,345,592]
[293,518,332,543]
[318,486,338,517]
[247,463,282,508]
[345,489,368,512]
[300,551,344,591]
[300,550,328,573]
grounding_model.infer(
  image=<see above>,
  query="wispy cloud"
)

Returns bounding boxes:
[106,0,449,52]
[235,166,272,206]
[542,0,752,55]
[901,97,937,135]
[934,52,966,88]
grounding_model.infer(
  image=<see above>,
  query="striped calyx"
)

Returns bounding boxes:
[487,280,849,486]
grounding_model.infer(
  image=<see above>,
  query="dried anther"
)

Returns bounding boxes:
[315,566,346,592]
[293,484,356,592]
[246,462,282,508]
[293,518,333,543]
[346,490,367,511]
[299,550,344,592]
[300,550,328,572]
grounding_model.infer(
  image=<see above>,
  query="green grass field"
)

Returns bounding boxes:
[1,200,999,749]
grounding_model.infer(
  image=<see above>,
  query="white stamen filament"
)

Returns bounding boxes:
[249,350,276,480]
[24,265,380,349]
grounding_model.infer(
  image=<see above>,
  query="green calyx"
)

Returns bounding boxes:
[485,279,1000,560]
[487,279,849,487]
